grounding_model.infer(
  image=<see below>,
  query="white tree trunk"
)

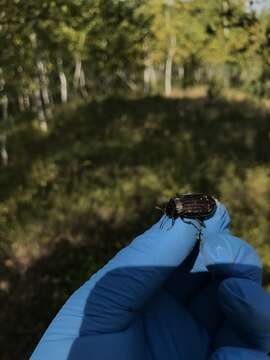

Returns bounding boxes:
[165,51,173,97]
[80,67,88,98]
[0,134,8,166]
[150,65,157,92]
[24,92,30,109]
[178,65,184,80]
[34,85,48,132]
[0,94,8,166]
[18,91,30,112]
[144,65,151,94]
[194,67,203,83]
[2,94,8,122]
[74,58,88,98]
[74,58,82,91]
[18,94,25,111]
[144,64,157,94]
[164,1,175,97]
[222,0,230,38]
[57,58,68,103]
[59,71,68,103]
[37,60,52,118]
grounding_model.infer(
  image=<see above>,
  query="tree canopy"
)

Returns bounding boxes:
[1,0,270,117]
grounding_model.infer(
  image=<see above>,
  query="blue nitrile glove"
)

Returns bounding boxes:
[30,203,270,360]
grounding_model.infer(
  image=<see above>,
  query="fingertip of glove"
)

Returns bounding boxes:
[201,233,262,267]
[203,202,231,233]
[200,233,262,282]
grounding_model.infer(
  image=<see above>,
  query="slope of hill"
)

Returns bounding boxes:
[0,95,269,359]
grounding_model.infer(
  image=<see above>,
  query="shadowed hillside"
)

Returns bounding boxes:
[0,95,269,359]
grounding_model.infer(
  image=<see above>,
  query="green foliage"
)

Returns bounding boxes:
[0,0,151,107]
[2,0,270,112]
[1,93,269,265]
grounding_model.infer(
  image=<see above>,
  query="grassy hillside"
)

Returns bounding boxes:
[0,95,270,359]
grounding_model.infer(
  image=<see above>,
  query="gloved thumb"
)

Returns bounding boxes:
[200,233,262,283]
[218,277,270,352]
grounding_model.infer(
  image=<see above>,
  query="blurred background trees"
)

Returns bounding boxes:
[0,1,270,359]
[2,0,270,123]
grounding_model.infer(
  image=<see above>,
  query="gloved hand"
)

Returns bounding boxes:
[30,203,270,360]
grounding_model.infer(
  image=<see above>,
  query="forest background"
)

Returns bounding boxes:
[0,1,270,359]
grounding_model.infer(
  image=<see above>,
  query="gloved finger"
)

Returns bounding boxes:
[164,203,231,335]
[164,202,231,304]
[200,232,262,283]
[83,215,199,333]
[189,202,232,276]
[203,201,231,234]
[210,347,269,360]
[164,238,211,304]
[217,278,270,352]
[187,229,262,337]
[165,238,222,338]
[31,316,147,360]
[31,214,199,359]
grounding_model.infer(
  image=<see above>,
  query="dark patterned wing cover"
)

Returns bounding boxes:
[165,193,217,220]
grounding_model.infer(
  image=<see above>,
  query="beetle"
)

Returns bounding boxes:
[157,193,217,231]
